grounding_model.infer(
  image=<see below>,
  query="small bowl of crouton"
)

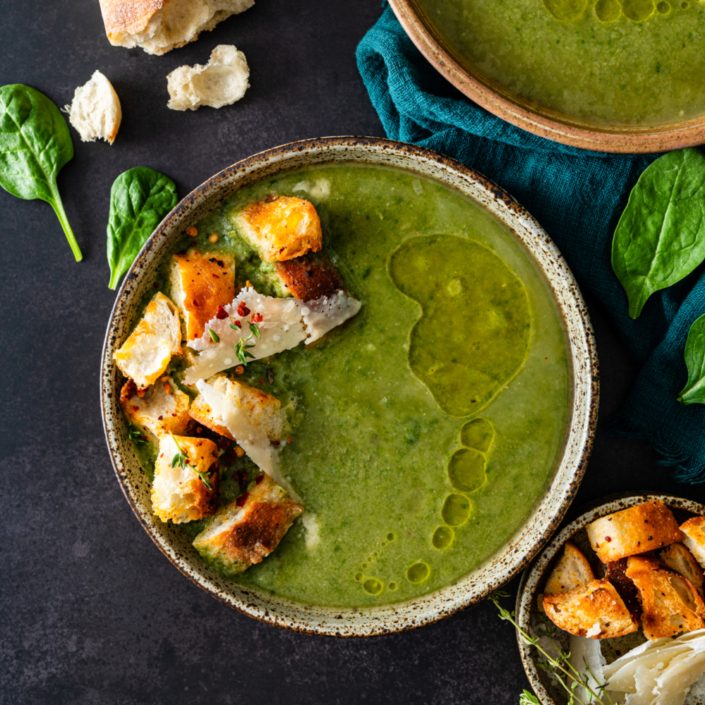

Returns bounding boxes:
[516,495,705,705]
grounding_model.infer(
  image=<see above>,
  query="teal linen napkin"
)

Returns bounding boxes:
[356,5,705,482]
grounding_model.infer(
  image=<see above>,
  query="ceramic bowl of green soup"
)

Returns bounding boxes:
[389,0,705,153]
[101,137,598,636]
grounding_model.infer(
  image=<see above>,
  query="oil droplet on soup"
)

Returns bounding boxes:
[461,418,495,453]
[432,526,455,550]
[406,561,431,584]
[442,494,474,527]
[363,578,384,595]
[448,448,487,493]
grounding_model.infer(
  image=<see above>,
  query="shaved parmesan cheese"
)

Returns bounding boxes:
[195,376,298,498]
[569,636,606,704]
[184,287,305,384]
[604,629,705,705]
[302,513,321,550]
[301,290,361,344]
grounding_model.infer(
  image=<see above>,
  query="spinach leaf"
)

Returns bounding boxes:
[0,84,82,261]
[107,166,178,289]
[679,312,705,405]
[611,149,705,319]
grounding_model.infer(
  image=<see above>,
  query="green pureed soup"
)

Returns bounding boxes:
[148,164,571,607]
[413,0,705,127]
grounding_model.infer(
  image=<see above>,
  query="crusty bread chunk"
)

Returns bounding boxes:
[586,500,683,564]
[234,196,323,263]
[193,474,303,574]
[114,292,182,389]
[542,578,638,639]
[544,542,595,596]
[98,0,254,55]
[275,255,344,301]
[660,543,705,594]
[167,44,249,111]
[188,392,234,440]
[169,249,235,340]
[681,516,705,570]
[66,70,121,144]
[626,556,705,640]
[120,377,190,439]
[152,434,218,523]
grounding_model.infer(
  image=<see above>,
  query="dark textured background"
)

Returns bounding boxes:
[1,2,702,704]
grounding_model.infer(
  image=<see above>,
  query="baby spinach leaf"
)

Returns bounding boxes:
[611,149,705,319]
[0,84,82,261]
[107,166,178,289]
[679,312,705,405]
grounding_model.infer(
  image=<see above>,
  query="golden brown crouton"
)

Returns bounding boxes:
[543,578,638,639]
[193,474,303,574]
[170,249,235,340]
[544,542,595,596]
[680,517,705,570]
[626,556,705,640]
[660,543,705,594]
[275,255,344,301]
[188,392,234,440]
[234,195,323,263]
[114,292,182,389]
[120,377,190,439]
[586,500,683,564]
[151,434,218,523]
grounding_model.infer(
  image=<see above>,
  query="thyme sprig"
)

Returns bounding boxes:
[488,591,615,705]
[169,433,213,490]
[234,322,261,366]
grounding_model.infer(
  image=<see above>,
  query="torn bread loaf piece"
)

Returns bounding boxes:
[152,434,218,523]
[120,377,190,439]
[169,249,235,340]
[167,44,250,111]
[188,392,234,440]
[681,516,705,570]
[626,556,705,639]
[66,70,121,144]
[234,196,323,263]
[542,578,638,639]
[193,474,303,575]
[98,0,254,55]
[114,292,181,389]
[544,542,595,596]
[586,500,683,564]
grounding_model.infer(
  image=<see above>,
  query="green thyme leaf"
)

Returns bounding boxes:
[208,328,220,343]
[249,322,261,338]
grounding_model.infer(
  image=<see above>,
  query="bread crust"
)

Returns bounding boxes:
[542,578,638,639]
[99,0,164,38]
[586,500,683,563]
[275,255,344,301]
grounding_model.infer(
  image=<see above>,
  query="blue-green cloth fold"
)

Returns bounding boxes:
[356,5,705,482]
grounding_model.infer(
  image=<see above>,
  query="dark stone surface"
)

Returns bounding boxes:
[1,2,702,704]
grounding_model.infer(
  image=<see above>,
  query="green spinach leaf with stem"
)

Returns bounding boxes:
[0,84,82,261]
[612,149,705,319]
[107,166,178,289]
[679,312,705,405]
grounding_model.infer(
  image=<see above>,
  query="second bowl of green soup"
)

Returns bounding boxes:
[101,137,598,635]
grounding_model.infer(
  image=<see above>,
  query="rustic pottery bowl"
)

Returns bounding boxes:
[101,136,598,636]
[388,0,705,154]
[516,493,705,704]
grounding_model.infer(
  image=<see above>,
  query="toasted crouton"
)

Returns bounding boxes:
[120,377,190,439]
[170,250,235,341]
[586,500,683,564]
[193,474,303,574]
[660,543,705,594]
[275,255,344,301]
[114,292,182,389]
[234,196,323,263]
[542,578,638,639]
[626,556,705,639]
[151,434,218,523]
[188,392,234,440]
[680,517,705,570]
[544,543,595,596]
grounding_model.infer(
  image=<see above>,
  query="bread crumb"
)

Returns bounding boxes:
[66,70,122,144]
[167,44,250,111]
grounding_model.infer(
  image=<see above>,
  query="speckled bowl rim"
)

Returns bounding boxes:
[388,0,705,154]
[100,136,598,637]
[516,493,705,703]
